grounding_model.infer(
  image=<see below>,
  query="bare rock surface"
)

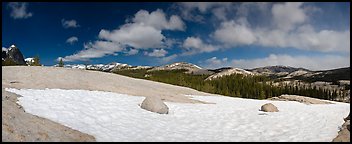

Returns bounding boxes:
[332,119,350,142]
[268,95,333,104]
[2,66,214,104]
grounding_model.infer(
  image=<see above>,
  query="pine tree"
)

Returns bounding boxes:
[58,58,64,67]
[33,55,41,66]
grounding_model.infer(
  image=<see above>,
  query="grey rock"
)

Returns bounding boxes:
[140,96,169,114]
[260,103,279,112]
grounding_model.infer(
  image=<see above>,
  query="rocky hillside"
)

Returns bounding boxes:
[291,67,350,83]
[2,45,26,65]
[205,68,254,80]
[248,66,310,77]
[148,62,213,75]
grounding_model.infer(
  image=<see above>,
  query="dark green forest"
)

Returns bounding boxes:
[113,69,345,100]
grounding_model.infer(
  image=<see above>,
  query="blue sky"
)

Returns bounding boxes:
[2,2,350,70]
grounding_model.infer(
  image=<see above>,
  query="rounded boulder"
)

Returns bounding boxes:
[261,103,279,112]
[140,96,169,114]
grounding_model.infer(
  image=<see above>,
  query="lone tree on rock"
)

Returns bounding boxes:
[58,58,64,67]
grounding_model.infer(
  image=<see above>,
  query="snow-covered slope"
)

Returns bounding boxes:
[284,70,310,78]
[148,62,212,74]
[6,88,349,142]
[206,68,254,80]
[62,62,133,71]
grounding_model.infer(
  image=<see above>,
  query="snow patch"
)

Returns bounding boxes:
[6,88,349,142]
[2,47,8,52]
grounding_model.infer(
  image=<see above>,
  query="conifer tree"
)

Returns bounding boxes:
[58,58,64,67]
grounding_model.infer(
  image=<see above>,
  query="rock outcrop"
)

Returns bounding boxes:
[2,45,26,65]
[140,96,169,114]
[332,113,350,142]
[205,68,254,81]
[268,95,332,105]
[260,103,279,112]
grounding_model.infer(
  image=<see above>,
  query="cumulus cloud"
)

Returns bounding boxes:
[144,49,168,57]
[177,2,232,22]
[213,20,256,46]
[211,2,350,53]
[60,41,125,62]
[60,9,185,61]
[231,54,350,71]
[66,36,78,44]
[125,49,139,56]
[61,19,80,28]
[255,25,350,52]
[8,2,33,19]
[98,9,185,49]
[158,54,178,64]
[182,37,218,55]
[98,24,165,49]
[203,57,229,69]
[132,9,185,31]
[271,2,306,31]
[179,2,231,13]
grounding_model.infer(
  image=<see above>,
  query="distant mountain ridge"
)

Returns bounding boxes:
[57,61,349,83]
[59,62,151,72]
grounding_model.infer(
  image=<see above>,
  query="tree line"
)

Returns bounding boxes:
[113,69,347,101]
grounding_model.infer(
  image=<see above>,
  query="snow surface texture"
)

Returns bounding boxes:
[6,88,350,142]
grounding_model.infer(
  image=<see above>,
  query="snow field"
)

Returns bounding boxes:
[6,88,350,142]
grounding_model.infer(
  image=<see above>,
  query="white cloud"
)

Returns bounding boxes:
[203,57,229,69]
[211,2,350,53]
[66,36,78,45]
[61,19,80,28]
[125,49,139,56]
[182,37,218,55]
[213,20,256,46]
[60,41,125,62]
[231,54,350,71]
[98,23,165,49]
[144,49,168,57]
[179,2,232,13]
[159,54,178,64]
[132,9,185,31]
[255,25,350,52]
[97,9,185,49]
[271,2,306,31]
[163,38,181,48]
[212,7,227,21]
[60,9,185,62]
[8,2,33,19]
[177,2,232,22]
